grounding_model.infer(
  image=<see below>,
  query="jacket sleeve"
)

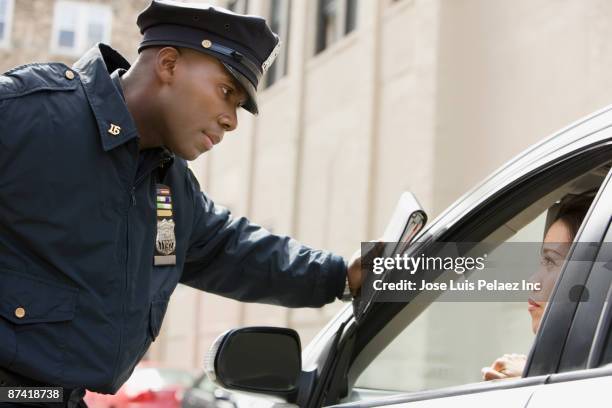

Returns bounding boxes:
[180,168,347,308]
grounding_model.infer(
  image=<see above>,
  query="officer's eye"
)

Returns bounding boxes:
[220,85,234,98]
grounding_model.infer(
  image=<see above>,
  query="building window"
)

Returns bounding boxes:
[263,0,291,88]
[315,0,358,54]
[51,1,112,56]
[227,0,249,14]
[345,0,357,34]
[0,0,14,48]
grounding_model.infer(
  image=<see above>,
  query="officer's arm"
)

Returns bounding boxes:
[181,169,347,307]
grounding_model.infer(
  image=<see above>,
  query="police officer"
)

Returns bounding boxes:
[0,1,363,407]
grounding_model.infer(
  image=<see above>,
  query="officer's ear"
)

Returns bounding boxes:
[155,47,181,84]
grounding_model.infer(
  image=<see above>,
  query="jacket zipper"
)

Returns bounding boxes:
[133,158,170,197]
[113,154,171,386]
[112,151,142,389]
[130,159,165,207]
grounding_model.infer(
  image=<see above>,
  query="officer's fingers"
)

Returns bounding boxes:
[373,239,386,257]
[348,248,361,265]
[362,240,385,264]
[482,367,507,381]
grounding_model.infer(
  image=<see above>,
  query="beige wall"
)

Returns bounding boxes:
[433,0,612,213]
[5,0,612,372]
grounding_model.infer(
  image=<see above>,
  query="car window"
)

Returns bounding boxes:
[354,214,544,392]
[349,161,609,396]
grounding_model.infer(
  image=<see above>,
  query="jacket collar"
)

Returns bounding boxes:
[73,43,139,152]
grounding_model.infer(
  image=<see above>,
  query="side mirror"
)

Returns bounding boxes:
[206,327,301,397]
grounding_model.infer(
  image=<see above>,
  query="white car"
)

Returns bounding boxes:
[206,105,612,407]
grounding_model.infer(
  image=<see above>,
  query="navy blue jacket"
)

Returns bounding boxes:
[0,44,347,393]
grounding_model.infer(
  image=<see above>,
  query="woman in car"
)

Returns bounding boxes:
[482,191,595,381]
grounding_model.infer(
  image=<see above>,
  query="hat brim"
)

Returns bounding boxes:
[221,62,258,115]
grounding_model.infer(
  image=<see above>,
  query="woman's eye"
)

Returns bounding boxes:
[540,256,556,268]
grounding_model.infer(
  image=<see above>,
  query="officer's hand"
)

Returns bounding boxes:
[346,240,384,297]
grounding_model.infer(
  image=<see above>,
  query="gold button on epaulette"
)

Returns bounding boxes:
[65,70,75,80]
[14,307,25,319]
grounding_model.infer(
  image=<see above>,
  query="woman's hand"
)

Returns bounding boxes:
[481,353,526,381]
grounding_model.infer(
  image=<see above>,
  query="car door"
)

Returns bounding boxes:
[313,130,612,407]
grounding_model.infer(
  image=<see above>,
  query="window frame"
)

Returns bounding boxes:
[0,0,15,49]
[50,1,112,57]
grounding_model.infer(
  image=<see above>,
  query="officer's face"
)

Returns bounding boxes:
[156,48,247,160]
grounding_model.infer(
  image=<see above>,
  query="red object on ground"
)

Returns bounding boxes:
[84,362,194,408]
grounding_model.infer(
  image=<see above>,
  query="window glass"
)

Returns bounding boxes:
[86,22,104,46]
[56,3,78,48]
[352,161,609,393]
[0,0,13,44]
[58,30,75,48]
[315,0,358,54]
[86,8,110,47]
[356,217,544,391]
[264,0,290,88]
[0,0,5,42]
[316,0,337,53]
[345,0,357,34]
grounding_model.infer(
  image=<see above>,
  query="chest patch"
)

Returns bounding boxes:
[154,184,176,266]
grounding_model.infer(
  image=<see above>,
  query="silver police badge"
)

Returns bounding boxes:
[154,218,176,265]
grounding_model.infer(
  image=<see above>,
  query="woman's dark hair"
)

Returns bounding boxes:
[549,191,596,239]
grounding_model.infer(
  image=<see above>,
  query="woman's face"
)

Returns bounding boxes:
[528,219,573,334]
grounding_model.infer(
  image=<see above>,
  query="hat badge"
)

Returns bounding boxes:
[261,40,281,74]
[201,39,212,49]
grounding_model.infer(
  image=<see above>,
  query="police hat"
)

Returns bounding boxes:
[137,0,281,115]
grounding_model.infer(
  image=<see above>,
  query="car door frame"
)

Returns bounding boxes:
[526,166,612,376]
[550,172,612,372]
